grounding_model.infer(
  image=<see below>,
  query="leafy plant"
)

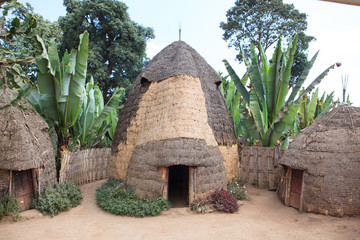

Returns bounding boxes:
[190,199,208,213]
[96,179,171,217]
[72,76,124,149]
[0,192,21,221]
[219,71,251,143]
[32,183,82,217]
[32,31,89,149]
[298,88,337,130]
[223,36,340,146]
[227,180,249,201]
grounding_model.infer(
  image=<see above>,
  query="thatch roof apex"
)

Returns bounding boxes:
[141,41,221,84]
[0,88,54,170]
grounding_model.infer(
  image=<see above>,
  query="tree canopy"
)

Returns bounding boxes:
[220,0,314,86]
[59,0,154,99]
[1,1,61,82]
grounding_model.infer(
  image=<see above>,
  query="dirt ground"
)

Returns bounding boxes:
[1,180,359,240]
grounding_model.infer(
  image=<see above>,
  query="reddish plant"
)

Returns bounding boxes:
[209,189,239,213]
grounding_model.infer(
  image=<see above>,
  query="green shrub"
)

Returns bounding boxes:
[190,199,208,213]
[227,180,250,200]
[32,183,82,217]
[96,179,171,217]
[0,192,21,221]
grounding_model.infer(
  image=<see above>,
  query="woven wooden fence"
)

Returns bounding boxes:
[59,148,110,185]
[239,146,284,190]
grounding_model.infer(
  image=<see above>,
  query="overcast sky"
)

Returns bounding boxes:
[18,0,360,106]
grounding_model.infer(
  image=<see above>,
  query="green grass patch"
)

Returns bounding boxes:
[96,179,171,217]
[32,183,82,217]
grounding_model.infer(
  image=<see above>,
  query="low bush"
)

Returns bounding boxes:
[190,189,239,214]
[190,199,208,213]
[227,180,250,200]
[210,189,239,213]
[0,193,21,221]
[96,179,171,217]
[32,183,82,217]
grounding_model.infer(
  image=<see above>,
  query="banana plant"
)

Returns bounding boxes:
[219,71,252,143]
[33,31,89,148]
[298,88,336,129]
[72,76,124,149]
[223,36,341,147]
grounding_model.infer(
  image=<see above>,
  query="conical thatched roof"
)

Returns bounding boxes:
[279,104,360,172]
[112,41,236,150]
[0,88,55,171]
[109,41,239,200]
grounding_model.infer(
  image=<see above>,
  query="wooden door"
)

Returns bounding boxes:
[189,167,196,205]
[289,169,303,209]
[14,170,34,211]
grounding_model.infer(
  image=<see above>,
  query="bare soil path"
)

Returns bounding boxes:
[1,180,359,240]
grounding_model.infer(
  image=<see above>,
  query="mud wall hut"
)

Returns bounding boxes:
[0,89,56,211]
[109,41,239,204]
[278,104,360,216]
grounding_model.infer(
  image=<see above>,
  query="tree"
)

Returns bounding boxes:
[1,1,61,82]
[59,0,154,99]
[220,0,314,86]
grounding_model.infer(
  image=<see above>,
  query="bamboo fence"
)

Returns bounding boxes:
[239,146,284,190]
[59,148,110,185]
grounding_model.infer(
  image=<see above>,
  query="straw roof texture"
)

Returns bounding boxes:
[279,104,360,216]
[0,88,55,172]
[279,104,360,172]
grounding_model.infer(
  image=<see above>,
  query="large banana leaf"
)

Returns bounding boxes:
[295,62,341,103]
[286,51,319,105]
[223,59,250,102]
[64,32,89,128]
[274,36,297,117]
[267,39,283,122]
[248,43,265,105]
[35,36,61,123]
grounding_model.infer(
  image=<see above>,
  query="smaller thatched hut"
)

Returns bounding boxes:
[0,89,56,211]
[278,104,360,216]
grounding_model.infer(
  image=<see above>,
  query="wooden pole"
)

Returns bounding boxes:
[9,170,12,196]
[38,168,40,195]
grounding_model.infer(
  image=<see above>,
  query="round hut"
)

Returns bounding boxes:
[109,41,239,205]
[278,104,360,216]
[0,88,56,211]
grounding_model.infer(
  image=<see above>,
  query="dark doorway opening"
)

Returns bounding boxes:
[168,165,189,207]
[289,169,303,209]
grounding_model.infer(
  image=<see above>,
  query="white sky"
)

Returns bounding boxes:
[18,0,360,106]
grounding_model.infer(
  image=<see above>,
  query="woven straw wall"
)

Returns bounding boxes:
[60,148,110,186]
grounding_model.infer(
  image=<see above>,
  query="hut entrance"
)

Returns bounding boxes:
[13,170,34,211]
[289,169,303,209]
[168,165,189,207]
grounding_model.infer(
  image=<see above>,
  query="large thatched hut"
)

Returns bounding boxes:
[0,89,56,211]
[278,104,360,216]
[109,41,239,205]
